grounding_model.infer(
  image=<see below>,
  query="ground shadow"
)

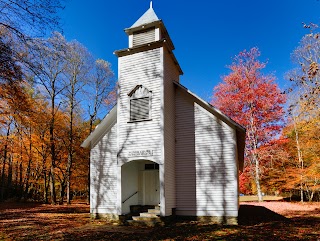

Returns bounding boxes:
[238,204,287,225]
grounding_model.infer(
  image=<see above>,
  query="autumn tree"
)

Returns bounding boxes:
[28,32,68,204]
[287,23,320,112]
[285,24,320,202]
[61,40,92,204]
[211,47,286,201]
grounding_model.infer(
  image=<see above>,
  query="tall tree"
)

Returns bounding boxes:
[86,59,115,134]
[0,0,64,40]
[211,47,286,201]
[29,32,68,204]
[286,24,320,201]
[62,41,92,204]
[287,24,320,113]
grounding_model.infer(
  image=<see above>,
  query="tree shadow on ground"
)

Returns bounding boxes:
[1,202,319,241]
[238,204,287,225]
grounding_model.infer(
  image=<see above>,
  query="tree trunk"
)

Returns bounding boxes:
[49,96,56,204]
[254,154,263,202]
[59,182,66,204]
[0,123,11,201]
[66,176,71,204]
[49,164,56,204]
[43,170,48,204]
[293,117,304,203]
[19,162,23,198]
[249,115,263,202]
[7,156,12,198]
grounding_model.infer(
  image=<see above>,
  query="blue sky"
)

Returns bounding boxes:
[60,0,320,101]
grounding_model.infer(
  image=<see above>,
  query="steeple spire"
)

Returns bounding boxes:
[128,3,159,29]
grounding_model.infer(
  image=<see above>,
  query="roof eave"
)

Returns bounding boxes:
[114,40,183,75]
[81,105,117,149]
[124,20,162,35]
[173,81,245,132]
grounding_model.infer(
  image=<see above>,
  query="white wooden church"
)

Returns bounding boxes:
[81,4,245,225]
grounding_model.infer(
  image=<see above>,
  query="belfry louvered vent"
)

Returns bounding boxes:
[133,28,155,46]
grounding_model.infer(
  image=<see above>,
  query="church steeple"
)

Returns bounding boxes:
[115,4,182,75]
[129,2,159,29]
[124,4,175,52]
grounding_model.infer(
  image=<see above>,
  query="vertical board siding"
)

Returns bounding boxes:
[163,47,180,215]
[175,88,197,215]
[194,103,238,217]
[90,123,118,214]
[118,48,162,165]
[133,28,155,47]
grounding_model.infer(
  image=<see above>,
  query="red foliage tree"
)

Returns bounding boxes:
[211,47,286,201]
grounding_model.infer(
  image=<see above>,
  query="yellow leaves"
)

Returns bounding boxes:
[308,62,319,79]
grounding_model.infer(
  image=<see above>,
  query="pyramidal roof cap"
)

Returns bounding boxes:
[130,2,160,29]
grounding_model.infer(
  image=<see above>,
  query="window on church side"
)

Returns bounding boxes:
[128,85,151,122]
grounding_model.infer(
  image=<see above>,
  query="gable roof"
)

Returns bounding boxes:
[130,6,160,29]
[81,105,117,148]
[173,81,245,132]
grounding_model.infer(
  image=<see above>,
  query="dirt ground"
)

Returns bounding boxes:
[0,201,319,240]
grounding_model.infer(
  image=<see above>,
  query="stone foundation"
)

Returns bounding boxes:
[91,213,238,226]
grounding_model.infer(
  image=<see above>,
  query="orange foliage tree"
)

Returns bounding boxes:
[212,47,286,201]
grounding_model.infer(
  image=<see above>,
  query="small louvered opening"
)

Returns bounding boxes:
[133,28,155,47]
[130,97,149,121]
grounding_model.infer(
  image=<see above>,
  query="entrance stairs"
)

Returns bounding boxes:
[127,205,162,227]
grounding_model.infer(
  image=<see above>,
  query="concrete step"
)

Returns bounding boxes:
[155,205,160,210]
[140,212,158,218]
[148,209,160,215]
[132,216,161,222]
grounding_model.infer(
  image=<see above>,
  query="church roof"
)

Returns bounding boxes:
[130,5,160,29]
[80,105,117,148]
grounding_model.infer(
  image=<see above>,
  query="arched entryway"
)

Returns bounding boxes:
[121,160,160,214]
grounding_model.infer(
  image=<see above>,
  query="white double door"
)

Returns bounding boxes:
[143,170,160,205]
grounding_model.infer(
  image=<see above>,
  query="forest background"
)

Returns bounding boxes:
[0,0,319,205]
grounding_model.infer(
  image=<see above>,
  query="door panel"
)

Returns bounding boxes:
[143,170,159,205]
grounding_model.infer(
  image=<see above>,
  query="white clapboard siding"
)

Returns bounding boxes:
[133,28,155,47]
[175,88,197,214]
[118,48,162,165]
[163,47,180,215]
[90,123,118,214]
[194,103,238,217]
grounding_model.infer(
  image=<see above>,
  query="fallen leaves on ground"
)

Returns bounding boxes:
[0,201,319,240]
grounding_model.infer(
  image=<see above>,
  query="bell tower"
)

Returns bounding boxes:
[114,3,182,216]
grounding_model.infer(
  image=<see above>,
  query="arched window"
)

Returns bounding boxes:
[128,85,152,121]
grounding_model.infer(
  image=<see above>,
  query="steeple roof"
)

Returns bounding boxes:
[130,4,160,29]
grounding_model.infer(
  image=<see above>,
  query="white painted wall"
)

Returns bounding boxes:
[175,88,197,216]
[163,46,180,215]
[117,48,162,166]
[90,123,118,215]
[194,103,238,217]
